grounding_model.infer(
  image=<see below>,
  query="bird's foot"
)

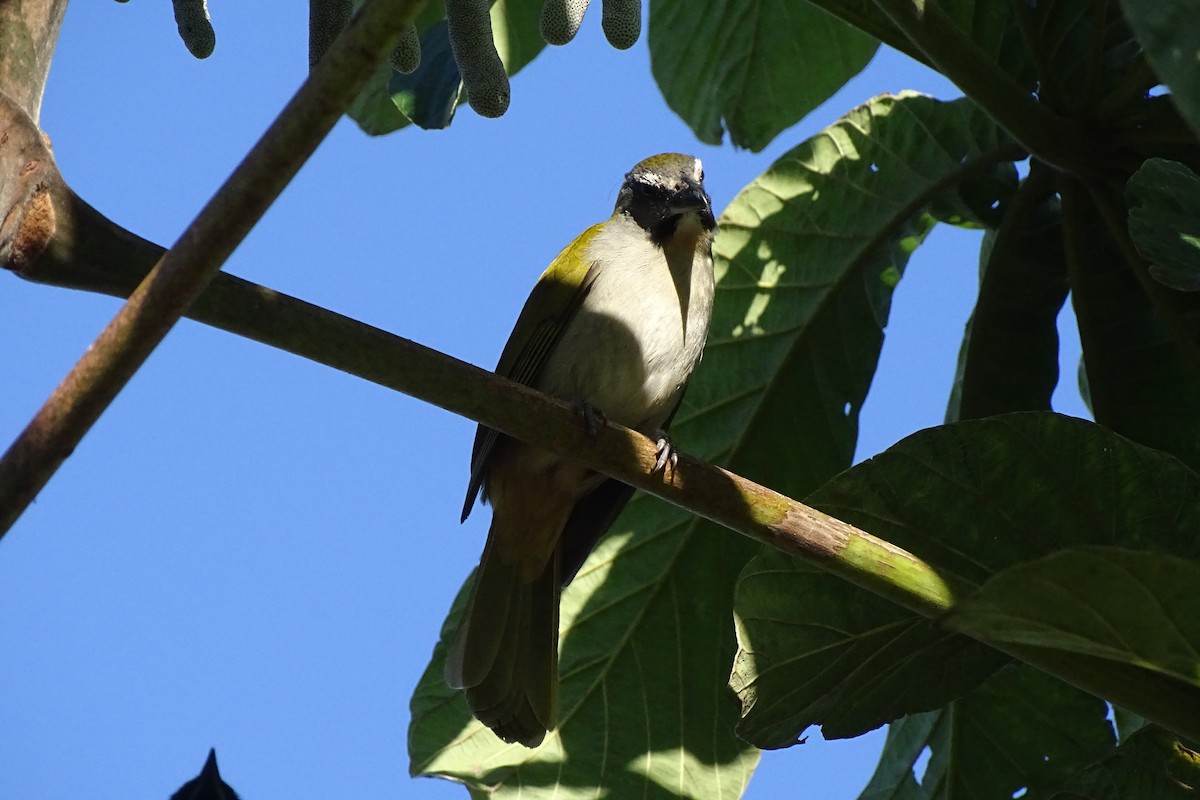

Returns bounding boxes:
[652,430,679,480]
[572,399,607,437]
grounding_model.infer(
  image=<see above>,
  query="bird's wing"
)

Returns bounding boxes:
[557,387,689,585]
[461,223,605,521]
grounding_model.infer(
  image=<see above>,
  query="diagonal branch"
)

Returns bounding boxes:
[0,0,428,536]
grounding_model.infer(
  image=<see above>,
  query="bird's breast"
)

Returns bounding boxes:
[537,220,714,432]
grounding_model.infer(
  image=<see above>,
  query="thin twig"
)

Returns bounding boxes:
[0,0,427,535]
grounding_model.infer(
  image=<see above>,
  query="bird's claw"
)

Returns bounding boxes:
[573,400,607,437]
[652,431,679,479]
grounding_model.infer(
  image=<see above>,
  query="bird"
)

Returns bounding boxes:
[444,153,717,748]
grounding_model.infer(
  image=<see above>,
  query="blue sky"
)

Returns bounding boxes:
[0,4,1088,798]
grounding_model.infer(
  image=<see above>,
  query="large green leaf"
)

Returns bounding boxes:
[860,668,1115,800]
[1024,1,1140,113]
[705,93,1014,496]
[874,0,1128,104]
[1064,181,1200,472]
[385,21,462,131]
[948,547,1200,687]
[858,713,933,800]
[347,0,545,135]
[733,413,1200,748]
[1118,1,1200,138]
[648,0,878,151]
[732,555,1008,748]
[1127,158,1200,292]
[409,92,1012,797]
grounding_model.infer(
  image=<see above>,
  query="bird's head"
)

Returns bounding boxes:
[615,153,715,245]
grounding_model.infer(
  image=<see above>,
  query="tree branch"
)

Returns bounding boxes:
[0,0,428,536]
[0,0,67,122]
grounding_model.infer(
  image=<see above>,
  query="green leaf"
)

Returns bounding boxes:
[947,173,1068,421]
[1118,0,1200,138]
[1127,158,1200,292]
[803,1,925,69]
[347,0,546,135]
[858,713,934,800]
[1052,726,1200,800]
[947,547,1200,687]
[707,93,1015,496]
[648,0,878,151]
[1113,707,1150,744]
[410,92,1010,796]
[732,555,1008,748]
[733,412,1200,748]
[409,517,761,799]
[347,61,413,136]
[1027,1,1141,113]
[880,0,1132,104]
[862,667,1115,800]
[1064,181,1200,472]
[386,22,461,130]
[818,414,1200,578]
[927,158,1020,229]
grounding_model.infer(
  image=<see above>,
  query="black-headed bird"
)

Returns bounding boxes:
[446,153,716,747]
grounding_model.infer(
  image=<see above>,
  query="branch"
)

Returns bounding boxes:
[0,0,68,122]
[0,0,428,536]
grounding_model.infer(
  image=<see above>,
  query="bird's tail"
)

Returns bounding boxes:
[444,527,560,748]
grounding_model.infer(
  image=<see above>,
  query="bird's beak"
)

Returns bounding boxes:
[669,180,715,227]
[669,181,710,215]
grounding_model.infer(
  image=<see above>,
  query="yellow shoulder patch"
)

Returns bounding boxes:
[494,222,604,381]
